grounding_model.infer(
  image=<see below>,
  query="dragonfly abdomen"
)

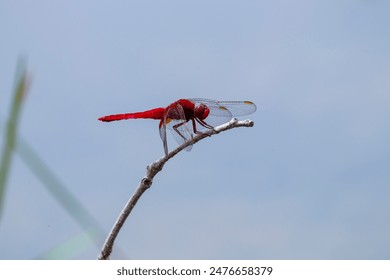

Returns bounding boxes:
[99,108,165,122]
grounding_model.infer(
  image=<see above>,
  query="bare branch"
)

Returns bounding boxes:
[98,118,254,260]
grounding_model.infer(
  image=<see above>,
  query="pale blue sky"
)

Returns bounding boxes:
[1,0,390,259]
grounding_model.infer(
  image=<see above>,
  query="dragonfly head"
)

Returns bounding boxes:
[195,103,210,120]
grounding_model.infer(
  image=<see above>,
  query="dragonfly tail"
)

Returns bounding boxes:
[98,108,165,122]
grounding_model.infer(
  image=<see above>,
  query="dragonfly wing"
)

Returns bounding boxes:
[189,98,257,116]
[158,119,169,156]
[213,100,257,116]
[188,98,257,128]
[189,99,233,128]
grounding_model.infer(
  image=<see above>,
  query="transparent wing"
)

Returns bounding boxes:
[187,98,257,129]
[158,118,169,156]
[189,98,257,116]
[196,102,232,128]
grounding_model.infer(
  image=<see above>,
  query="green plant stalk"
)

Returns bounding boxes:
[0,64,27,219]
[16,138,107,249]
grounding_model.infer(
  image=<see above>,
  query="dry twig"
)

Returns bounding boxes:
[98,118,254,260]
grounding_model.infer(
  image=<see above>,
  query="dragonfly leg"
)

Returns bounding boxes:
[191,119,204,135]
[194,118,214,132]
[172,121,189,140]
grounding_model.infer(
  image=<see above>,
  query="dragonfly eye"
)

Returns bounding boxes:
[196,103,210,120]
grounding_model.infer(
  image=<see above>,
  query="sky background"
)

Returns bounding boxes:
[1,0,389,259]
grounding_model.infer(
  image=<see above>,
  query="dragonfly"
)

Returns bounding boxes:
[99,98,257,155]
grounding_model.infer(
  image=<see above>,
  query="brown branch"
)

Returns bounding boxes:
[98,118,254,260]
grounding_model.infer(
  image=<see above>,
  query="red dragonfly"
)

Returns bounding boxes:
[99,98,257,155]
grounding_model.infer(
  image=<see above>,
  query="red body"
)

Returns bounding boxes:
[98,107,165,122]
[98,99,209,123]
